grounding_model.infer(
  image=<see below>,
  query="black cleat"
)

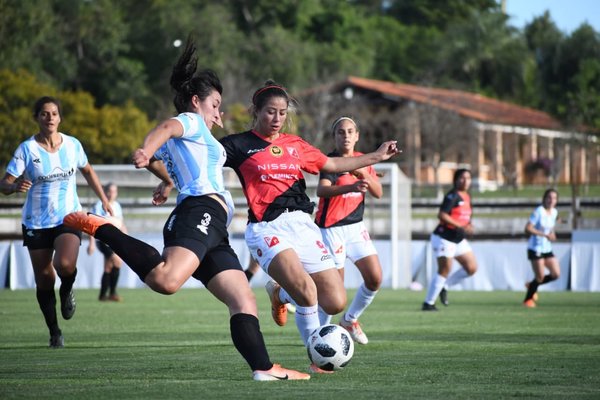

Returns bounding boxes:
[422,302,438,311]
[440,288,449,306]
[49,333,64,348]
[60,288,76,320]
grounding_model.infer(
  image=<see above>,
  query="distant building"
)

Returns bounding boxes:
[297,76,599,189]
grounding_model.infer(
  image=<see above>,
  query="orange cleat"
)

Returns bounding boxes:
[265,280,288,326]
[340,318,368,345]
[525,282,539,301]
[523,299,537,308]
[63,212,111,236]
[253,363,310,381]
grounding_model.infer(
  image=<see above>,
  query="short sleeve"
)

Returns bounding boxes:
[5,144,26,178]
[299,140,327,174]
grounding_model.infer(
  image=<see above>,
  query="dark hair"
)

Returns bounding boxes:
[170,35,222,114]
[453,168,471,188]
[33,96,62,119]
[103,182,116,194]
[542,188,558,203]
[251,80,289,111]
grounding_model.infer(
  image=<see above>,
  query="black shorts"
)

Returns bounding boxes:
[96,240,115,258]
[527,249,555,260]
[22,224,82,250]
[163,195,242,286]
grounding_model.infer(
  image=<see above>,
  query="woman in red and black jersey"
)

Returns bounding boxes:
[422,169,478,311]
[220,81,400,373]
[314,117,383,345]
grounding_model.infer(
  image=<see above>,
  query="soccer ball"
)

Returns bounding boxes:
[307,324,354,371]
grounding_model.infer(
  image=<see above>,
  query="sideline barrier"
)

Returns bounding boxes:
[2,233,598,291]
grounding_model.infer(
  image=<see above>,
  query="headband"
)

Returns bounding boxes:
[252,85,287,105]
[331,116,357,133]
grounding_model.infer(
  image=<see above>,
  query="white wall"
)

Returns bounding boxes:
[2,232,599,291]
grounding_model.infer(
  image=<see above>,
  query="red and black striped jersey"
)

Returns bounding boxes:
[221,130,327,222]
[433,189,472,243]
[315,151,377,228]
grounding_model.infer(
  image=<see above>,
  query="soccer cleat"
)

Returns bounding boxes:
[99,295,109,301]
[108,294,122,302]
[63,212,111,237]
[339,318,368,345]
[525,283,539,302]
[523,299,537,308]
[308,363,334,374]
[439,288,449,306]
[265,280,288,326]
[49,333,64,349]
[60,288,76,320]
[253,363,310,381]
[422,302,438,311]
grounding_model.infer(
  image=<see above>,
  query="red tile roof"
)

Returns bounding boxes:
[322,76,564,130]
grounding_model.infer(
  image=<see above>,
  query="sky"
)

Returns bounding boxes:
[503,0,600,33]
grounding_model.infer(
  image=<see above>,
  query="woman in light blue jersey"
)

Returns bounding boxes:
[0,96,112,348]
[63,36,309,381]
[523,188,561,307]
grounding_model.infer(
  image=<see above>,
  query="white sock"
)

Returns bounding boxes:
[318,306,332,325]
[294,304,320,346]
[446,268,469,287]
[345,282,377,322]
[278,286,295,305]
[425,274,447,305]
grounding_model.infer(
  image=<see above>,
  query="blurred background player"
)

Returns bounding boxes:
[422,168,478,311]
[314,116,383,345]
[523,188,561,308]
[88,182,126,302]
[0,96,112,348]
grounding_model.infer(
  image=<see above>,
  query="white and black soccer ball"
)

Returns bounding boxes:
[307,324,354,371]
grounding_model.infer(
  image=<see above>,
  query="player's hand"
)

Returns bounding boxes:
[102,201,114,217]
[152,181,173,205]
[375,140,401,161]
[352,180,369,193]
[132,148,150,169]
[546,231,556,241]
[13,177,32,193]
[351,167,368,179]
[463,223,474,236]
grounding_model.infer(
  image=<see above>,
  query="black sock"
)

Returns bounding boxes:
[58,268,77,298]
[109,268,120,295]
[36,288,61,336]
[525,279,540,301]
[95,225,163,281]
[541,274,556,285]
[244,269,254,282]
[230,313,272,371]
[100,272,110,298]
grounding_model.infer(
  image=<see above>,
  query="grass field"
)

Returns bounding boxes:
[1,288,599,399]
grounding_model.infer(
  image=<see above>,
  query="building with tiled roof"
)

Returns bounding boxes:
[297,76,598,188]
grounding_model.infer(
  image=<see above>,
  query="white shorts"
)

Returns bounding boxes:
[245,210,336,275]
[320,221,377,269]
[430,233,472,258]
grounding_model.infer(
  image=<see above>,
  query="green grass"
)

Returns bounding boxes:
[1,289,599,399]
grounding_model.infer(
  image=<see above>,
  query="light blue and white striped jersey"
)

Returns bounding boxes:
[527,205,558,253]
[91,200,122,220]
[154,112,234,225]
[6,133,87,229]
